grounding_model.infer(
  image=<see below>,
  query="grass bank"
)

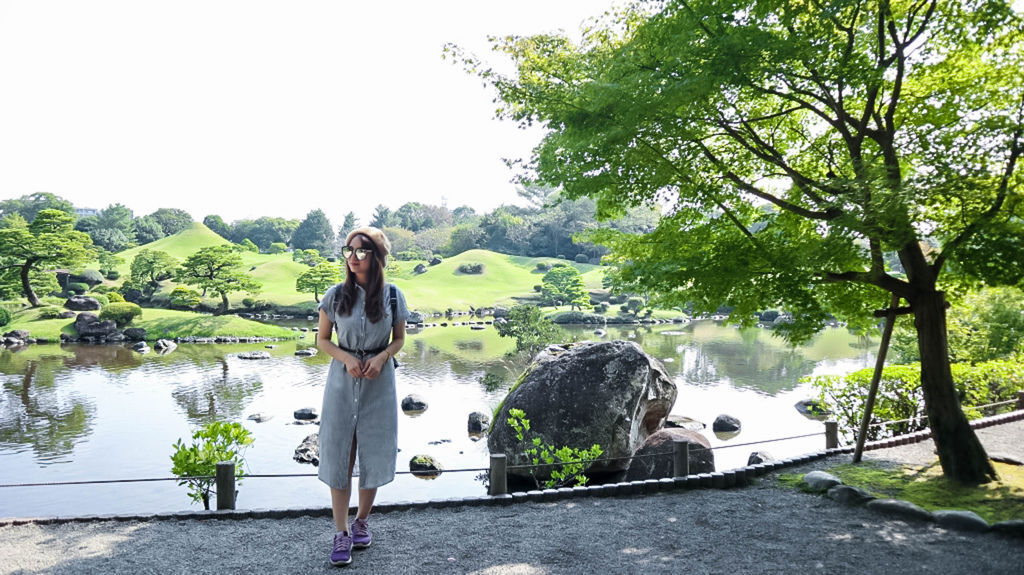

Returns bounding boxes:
[780,460,1024,523]
[3,307,297,341]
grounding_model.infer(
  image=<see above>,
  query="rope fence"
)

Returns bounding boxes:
[4,393,1022,509]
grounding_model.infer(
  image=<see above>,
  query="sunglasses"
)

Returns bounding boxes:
[342,246,374,261]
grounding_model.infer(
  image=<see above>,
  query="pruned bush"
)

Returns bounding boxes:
[267,242,288,254]
[574,254,589,264]
[533,285,542,292]
[556,254,566,259]
[37,306,64,319]
[0,307,10,327]
[106,291,125,303]
[242,297,270,310]
[105,270,121,280]
[85,293,110,307]
[535,262,552,272]
[66,282,89,295]
[91,285,113,294]
[100,302,143,326]
[71,269,105,286]
[593,303,608,314]
[457,262,484,274]
[608,293,628,305]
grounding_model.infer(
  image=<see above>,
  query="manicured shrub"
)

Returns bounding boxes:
[457,263,484,274]
[66,282,89,295]
[100,302,143,326]
[239,238,259,252]
[91,285,113,294]
[0,307,10,327]
[574,254,589,264]
[105,270,121,280]
[37,306,64,319]
[533,285,542,292]
[71,269,105,286]
[106,291,125,303]
[593,303,609,314]
[267,242,288,254]
[608,294,628,305]
[556,254,566,259]
[535,262,552,272]
[85,293,110,307]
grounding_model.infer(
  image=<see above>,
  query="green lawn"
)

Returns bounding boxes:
[3,306,297,341]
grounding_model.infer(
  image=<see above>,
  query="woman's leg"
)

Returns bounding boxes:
[329,435,359,532]
[356,486,377,520]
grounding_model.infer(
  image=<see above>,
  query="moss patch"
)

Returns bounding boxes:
[781,460,1024,523]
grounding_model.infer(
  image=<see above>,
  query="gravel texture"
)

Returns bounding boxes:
[2,420,1022,575]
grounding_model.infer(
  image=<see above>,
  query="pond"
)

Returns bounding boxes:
[0,321,875,518]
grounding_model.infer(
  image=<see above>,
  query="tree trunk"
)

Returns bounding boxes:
[21,263,40,307]
[220,292,230,314]
[913,291,996,484]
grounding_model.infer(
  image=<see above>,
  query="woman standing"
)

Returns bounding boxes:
[316,226,408,567]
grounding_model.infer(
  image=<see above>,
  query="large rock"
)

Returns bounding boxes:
[401,394,428,413]
[408,310,425,324]
[64,296,101,311]
[154,339,177,354]
[468,411,490,434]
[624,428,714,481]
[3,330,30,341]
[802,470,842,492]
[73,312,117,337]
[712,414,741,432]
[123,327,147,341]
[488,340,676,483]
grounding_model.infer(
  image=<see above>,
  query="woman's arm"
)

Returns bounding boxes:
[363,321,406,380]
[317,309,365,378]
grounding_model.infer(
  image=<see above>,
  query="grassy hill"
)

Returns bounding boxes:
[95,228,609,314]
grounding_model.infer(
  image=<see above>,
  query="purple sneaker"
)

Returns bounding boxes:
[351,518,372,549]
[330,531,352,566]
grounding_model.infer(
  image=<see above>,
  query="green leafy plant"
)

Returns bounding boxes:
[493,304,562,355]
[99,302,143,326]
[506,408,602,489]
[36,305,64,319]
[170,421,254,509]
[457,262,485,274]
[0,307,10,327]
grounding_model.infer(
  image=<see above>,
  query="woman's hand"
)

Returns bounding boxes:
[362,353,389,379]
[342,355,365,378]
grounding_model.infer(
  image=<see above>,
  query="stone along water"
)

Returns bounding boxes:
[0,322,874,518]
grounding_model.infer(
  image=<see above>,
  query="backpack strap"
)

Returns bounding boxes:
[389,284,398,326]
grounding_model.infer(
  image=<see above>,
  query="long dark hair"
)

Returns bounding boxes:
[335,234,386,323]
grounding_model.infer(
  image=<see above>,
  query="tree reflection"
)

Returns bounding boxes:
[170,357,263,425]
[0,352,95,463]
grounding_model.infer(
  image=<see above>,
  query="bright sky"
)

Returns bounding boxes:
[0,1,618,225]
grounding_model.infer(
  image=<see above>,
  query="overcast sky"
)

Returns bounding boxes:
[0,0,619,225]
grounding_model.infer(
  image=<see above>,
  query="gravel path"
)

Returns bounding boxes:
[2,421,1022,575]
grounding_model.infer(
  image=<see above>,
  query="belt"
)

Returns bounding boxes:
[339,345,399,368]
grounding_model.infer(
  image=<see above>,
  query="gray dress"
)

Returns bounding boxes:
[317,282,409,490]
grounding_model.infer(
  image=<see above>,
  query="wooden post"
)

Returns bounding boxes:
[672,440,690,477]
[825,421,839,450]
[1017,390,1024,411]
[216,461,236,510]
[854,294,901,463]
[488,453,508,496]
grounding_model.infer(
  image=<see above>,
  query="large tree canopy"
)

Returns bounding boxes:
[470,0,1022,483]
[0,210,96,306]
[175,245,261,313]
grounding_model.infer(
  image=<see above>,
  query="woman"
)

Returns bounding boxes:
[316,226,408,567]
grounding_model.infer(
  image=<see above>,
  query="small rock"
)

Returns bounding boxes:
[247,413,274,423]
[794,398,831,418]
[802,471,843,492]
[294,433,319,466]
[130,341,150,353]
[154,339,177,354]
[428,439,452,446]
[401,394,428,413]
[409,454,443,478]
[933,510,989,533]
[294,408,318,421]
[712,414,741,432]
[468,411,490,434]
[865,499,933,522]
[64,295,101,311]
[295,348,318,357]
[470,325,486,330]
[265,345,278,349]
[747,451,775,465]
[826,485,876,506]
[665,415,706,431]
[4,330,30,341]
[238,351,272,360]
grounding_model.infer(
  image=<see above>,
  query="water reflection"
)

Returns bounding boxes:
[170,357,264,425]
[0,351,95,464]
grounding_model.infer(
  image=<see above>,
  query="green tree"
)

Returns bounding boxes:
[230,217,299,251]
[541,265,590,310]
[0,210,96,306]
[0,192,75,222]
[176,245,262,313]
[292,248,326,267]
[148,208,193,236]
[130,249,179,295]
[494,304,562,354]
[369,204,396,228]
[445,223,485,255]
[131,215,166,245]
[290,209,335,256]
[169,286,202,310]
[471,0,1023,483]
[203,215,232,239]
[296,262,342,303]
[170,421,253,510]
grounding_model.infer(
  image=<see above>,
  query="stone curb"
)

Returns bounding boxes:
[3,410,1020,528]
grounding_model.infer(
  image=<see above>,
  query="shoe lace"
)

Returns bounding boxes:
[333,532,351,553]
[352,519,368,537]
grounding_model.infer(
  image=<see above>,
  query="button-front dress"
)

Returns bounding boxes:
[317,282,409,490]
